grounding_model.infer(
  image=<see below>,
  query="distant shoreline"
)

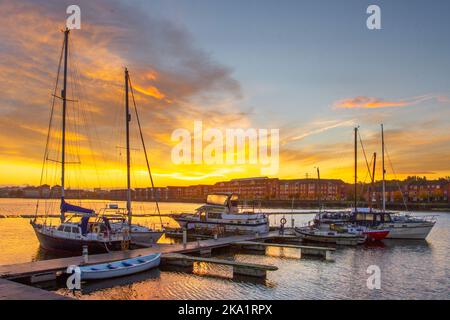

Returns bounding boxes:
[0,196,449,212]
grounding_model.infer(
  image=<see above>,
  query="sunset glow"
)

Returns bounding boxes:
[1,0,449,189]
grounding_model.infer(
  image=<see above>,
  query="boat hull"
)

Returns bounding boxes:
[364,230,390,241]
[316,213,436,240]
[80,254,161,280]
[383,223,435,239]
[130,231,164,244]
[173,217,269,234]
[294,228,365,246]
[32,223,122,254]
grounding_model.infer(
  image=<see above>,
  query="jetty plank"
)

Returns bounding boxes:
[0,278,72,300]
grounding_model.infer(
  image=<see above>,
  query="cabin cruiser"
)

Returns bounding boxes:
[172,193,270,235]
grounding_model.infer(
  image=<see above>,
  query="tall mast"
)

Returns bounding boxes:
[125,68,132,226]
[369,152,377,212]
[354,127,358,212]
[381,124,386,212]
[60,28,69,223]
[316,167,321,211]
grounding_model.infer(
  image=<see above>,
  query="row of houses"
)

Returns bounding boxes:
[136,177,348,202]
[372,179,450,203]
[2,177,449,203]
[97,177,450,203]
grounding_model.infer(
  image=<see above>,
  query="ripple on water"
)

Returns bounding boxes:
[0,201,448,300]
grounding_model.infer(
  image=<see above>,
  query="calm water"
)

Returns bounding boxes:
[0,198,448,300]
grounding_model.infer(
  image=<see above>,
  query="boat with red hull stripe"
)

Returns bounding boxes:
[364,229,390,241]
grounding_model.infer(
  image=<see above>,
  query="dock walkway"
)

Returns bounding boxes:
[235,240,335,260]
[0,278,72,300]
[0,232,278,280]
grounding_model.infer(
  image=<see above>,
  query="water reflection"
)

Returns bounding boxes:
[1,203,448,299]
[82,269,161,295]
[32,246,74,262]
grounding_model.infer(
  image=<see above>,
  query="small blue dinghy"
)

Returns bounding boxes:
[79,253,161,280]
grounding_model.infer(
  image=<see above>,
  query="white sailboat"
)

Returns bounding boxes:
[294,167,369,245]
[315,125,436,239]
[103,68,164,245]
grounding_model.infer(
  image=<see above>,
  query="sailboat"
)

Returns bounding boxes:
[349,125,437,239]
[104,68,164,245]
[31,29,126,253]
[294,168,367,245]
[315,125,436,239]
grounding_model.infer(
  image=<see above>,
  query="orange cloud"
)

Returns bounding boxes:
[334,95,443,109]
[133,85,166,100]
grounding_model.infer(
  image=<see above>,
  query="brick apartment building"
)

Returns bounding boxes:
[404,180,449,202]
[212,177,279,200]
[162,177,345,202]
[365,179,449,204]
[135,187,169,201]
[278,179,346,201]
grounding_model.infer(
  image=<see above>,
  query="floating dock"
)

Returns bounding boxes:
[0,230,336,299]
[0,278,73,300]
[163,253,278,278]
[234,241,335,261]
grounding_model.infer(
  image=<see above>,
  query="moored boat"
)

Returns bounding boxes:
[363,228,390,241]
[172,193,269,235]
[79,253,161,280]
[31,202,125,254]
[340,125,437,240]
[294,226,366,246]
[100,204,164,245]
[31,29,163,253]
[30,29,129,253]
[108,68,165,245]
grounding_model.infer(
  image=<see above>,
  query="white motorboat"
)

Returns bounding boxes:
[172,193,270,235]
[294,225,366,246]
[79,253,161,280]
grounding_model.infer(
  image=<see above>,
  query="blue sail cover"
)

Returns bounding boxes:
[61,200,95,215]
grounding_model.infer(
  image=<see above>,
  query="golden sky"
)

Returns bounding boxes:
[1,0,450,189]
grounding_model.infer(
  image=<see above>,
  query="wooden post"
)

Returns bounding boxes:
[325,250,334,262]
[182,228,187,247]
